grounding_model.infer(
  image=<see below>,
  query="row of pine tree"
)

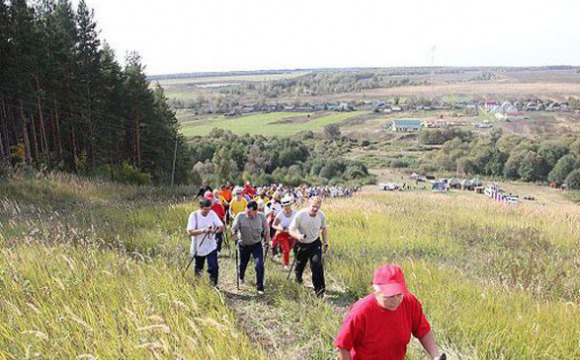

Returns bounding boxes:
[0,0,192,184]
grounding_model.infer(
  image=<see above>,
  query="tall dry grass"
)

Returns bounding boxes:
[0,175,266,360]
[1,175,579,359]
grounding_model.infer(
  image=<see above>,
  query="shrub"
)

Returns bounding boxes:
[565,169,580,190]
[113,162,152,185]
[548,154,577,185]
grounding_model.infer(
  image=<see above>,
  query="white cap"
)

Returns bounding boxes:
[281,195,294,205]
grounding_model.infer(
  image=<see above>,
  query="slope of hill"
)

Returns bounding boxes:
[1,173,578,359]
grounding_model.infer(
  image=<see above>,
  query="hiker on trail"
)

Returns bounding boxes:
[231,200,270,295]
[186,198,224,286]
[265,191,283,255]
[196,182,212,198]
[206,191,226,253]
[255,188,270,204]
[335,264,445,360]
[229,187,247,219]
[256,198,266,213]
[289,196,328,297]
[218,183,233,222]
[242,181,256,198]
[272,195,297,270]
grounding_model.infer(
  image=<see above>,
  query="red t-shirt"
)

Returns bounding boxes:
[334,293,431,360]
[211,202,226,222]
[243,184,256,197]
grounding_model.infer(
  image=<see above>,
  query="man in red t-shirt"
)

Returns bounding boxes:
[335,264,445,360]
[205,191,226,253]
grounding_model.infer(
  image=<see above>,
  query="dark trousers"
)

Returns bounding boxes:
[295,238,325,297]
[239,242,264,291]
[216,232,224,252]
[194,249,219,286]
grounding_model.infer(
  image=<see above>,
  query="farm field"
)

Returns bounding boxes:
[179,111,371,137]
[1,174,578,359]
[154,71,311,87]
[275,82,580,104]
[158,68,580,108]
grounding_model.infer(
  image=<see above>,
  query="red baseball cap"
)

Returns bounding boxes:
[204,191,214,200]
[372,264,408,296]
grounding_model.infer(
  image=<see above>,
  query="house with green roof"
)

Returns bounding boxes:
[392,119,422,132]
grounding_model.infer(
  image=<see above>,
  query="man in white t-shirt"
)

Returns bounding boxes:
[289,196,328,297]
[186,198,224,286]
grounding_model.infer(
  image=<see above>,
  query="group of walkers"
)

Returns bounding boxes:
[186,181,446,360]
[187,181,330,297]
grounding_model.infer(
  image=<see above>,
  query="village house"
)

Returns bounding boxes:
[392,119,422,132]
[484,100,498,111]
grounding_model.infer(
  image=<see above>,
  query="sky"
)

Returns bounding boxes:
[72,0,580,75]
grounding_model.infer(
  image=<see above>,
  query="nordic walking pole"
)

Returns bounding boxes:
[182,231,211,276]
[286,256,297,280]
[235,240,240,290]
[286,244,298,280]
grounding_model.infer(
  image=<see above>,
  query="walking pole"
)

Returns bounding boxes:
[286,256,297,280]
[235,240,240,290]
[286,244,298,280]
[263,236,270,263]
[182,232,210,276]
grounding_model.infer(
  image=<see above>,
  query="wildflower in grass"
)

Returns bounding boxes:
[21,330,49,340]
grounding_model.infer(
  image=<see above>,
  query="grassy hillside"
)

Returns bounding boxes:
[0,174,266,360]
[1,174,578,359]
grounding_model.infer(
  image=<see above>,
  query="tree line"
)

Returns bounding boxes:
[189,129,374,187]
[418,128,580,189]
[0,0,191,184]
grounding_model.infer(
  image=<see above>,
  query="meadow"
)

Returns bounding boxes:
[1,173,578,359]
[154,71,311,87]
[179,111,370,137]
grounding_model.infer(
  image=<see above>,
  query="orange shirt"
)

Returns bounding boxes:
[219,189,233,203]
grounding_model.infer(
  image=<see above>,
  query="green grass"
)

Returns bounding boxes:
[441,94,475,103]
[153,71,311,87]
[0,175,264,359]
[563,190,580,203]
[1,174,579,359]
[179,111,370,137]
[0,245,265,360]
[322,193,579,359]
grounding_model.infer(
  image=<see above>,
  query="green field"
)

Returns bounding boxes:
[1,174,578,359]
[154,71,311,87]
[179,111,370,137]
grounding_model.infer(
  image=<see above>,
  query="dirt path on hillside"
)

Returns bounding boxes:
[213,248,352,360]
